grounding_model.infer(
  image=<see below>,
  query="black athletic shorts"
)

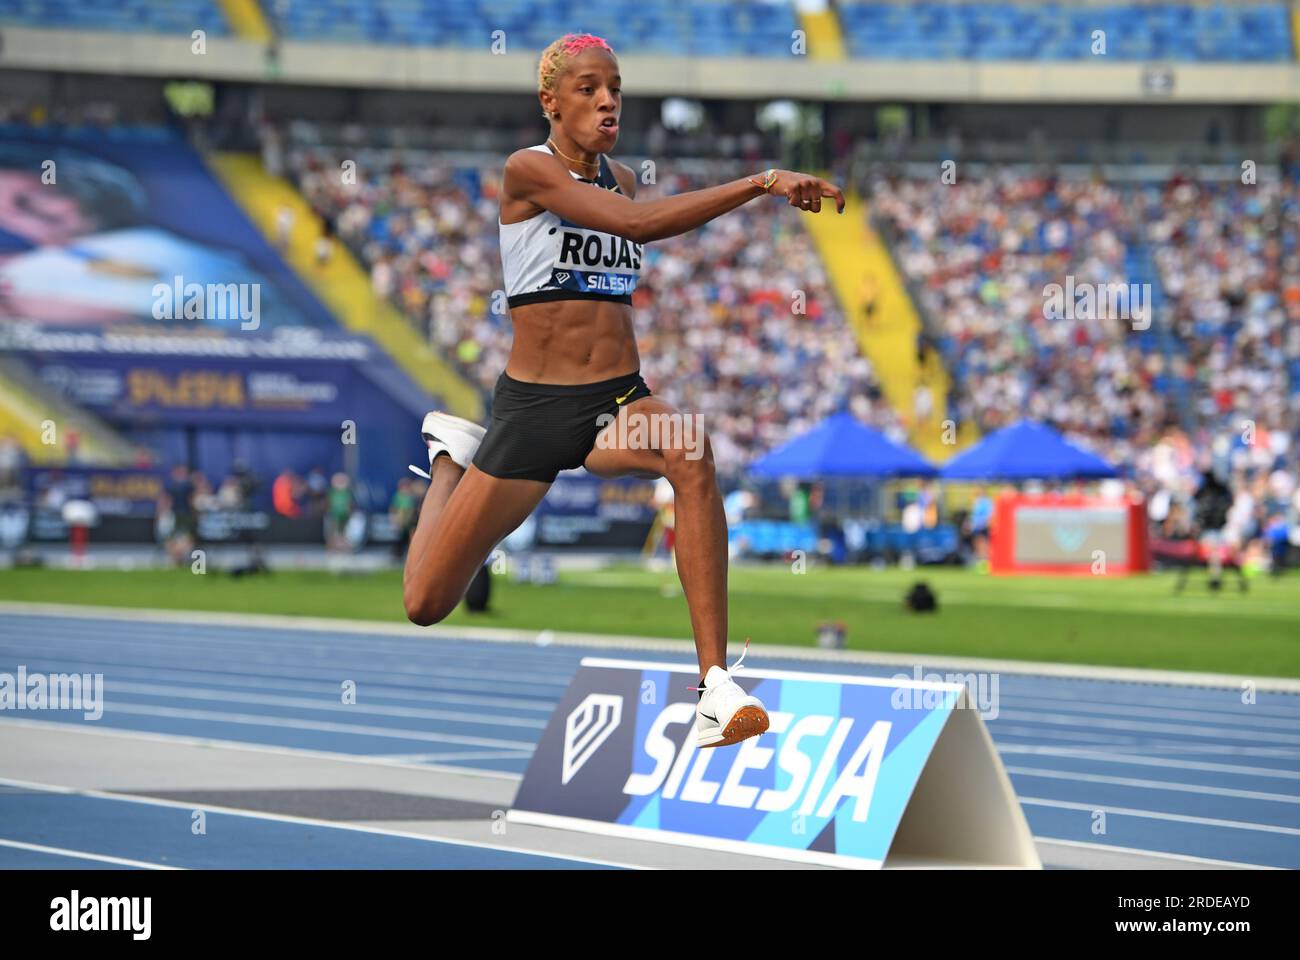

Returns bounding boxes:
[472,370,653,483]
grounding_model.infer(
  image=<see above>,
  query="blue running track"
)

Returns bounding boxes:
[1,611,1297,868]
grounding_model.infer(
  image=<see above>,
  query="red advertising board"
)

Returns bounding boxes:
[990,493,1149,576]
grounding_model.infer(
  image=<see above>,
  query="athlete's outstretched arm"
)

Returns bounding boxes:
[505,149,844,244]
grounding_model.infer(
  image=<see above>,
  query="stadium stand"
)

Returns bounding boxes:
[867,165,1298,541]
[0,124,449,503]
[262,0,801,56]
[0,0,230,34]
[836,1,1293,62]
[207,151,484,422]
[2,0,1289,67]
[0,354,137,465]
[1,0,1290,65]
[800,181,954,459]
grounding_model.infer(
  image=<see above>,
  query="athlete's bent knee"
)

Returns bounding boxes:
[404,584,459,626]
[662,432,715,491]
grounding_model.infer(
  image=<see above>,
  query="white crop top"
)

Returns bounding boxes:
[499,144,644,308]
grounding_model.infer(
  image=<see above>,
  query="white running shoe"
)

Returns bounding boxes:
[694,639,769,748]
[408,411,487,478]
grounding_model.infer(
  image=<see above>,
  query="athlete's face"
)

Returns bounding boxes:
[550,48,621,150]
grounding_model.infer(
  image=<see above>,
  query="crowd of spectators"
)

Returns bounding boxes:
[870,170,1164,455]
[867,166,1299,565]
[156,462,264,564]
[154,463,425,563]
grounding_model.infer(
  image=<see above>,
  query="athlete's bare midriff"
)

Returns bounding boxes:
[504,297,640,384]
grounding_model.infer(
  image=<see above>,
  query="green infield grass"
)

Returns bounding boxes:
[2,562,1296,677]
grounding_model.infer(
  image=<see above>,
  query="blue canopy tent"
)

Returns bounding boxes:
[938,420,1118,480]
[741,413,941,561]
[747,412,937,479]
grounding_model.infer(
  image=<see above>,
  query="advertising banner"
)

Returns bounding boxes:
[531,470,657,549]
[991,493,1150,575]
[26,465,164,518]
[17,352,361,428]
[0,128,335,332]
[510,659,1040,868]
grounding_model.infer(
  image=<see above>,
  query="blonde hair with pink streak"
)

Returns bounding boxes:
[538,33,616,119]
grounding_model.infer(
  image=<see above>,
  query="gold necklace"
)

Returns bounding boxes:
[547,138,600,171]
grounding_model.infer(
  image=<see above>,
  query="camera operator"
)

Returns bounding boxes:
[1177,468,1247,593]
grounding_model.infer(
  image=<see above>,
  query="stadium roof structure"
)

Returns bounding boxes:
[938,420,1118,481]
[747,411,937,479]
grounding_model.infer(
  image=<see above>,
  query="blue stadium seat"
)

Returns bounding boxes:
[729,520,817,555]
[3,0,1288,61]
[836,2,1291,62]
[0,0,229,35]
[261,0,799,55]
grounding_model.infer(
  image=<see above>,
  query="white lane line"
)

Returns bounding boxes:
[373,750,535,763]
[1020,797,1300,835]
[0,776,637,870]
[1034,838,1280,870]
[983,725,1150,746]
[0,716,523,781]
[1005,687,1300,718]
[101,681,548,730]
[12,642,1300,738]
[990,710,1300,745]
[0,618,572,661]
[0,648,562,708]
[92,702,536,749]
[0,630,573,691]
[0,838,182,870]
[997,740,1300,761]
[1001,693,1300,728]
[998,744,1300,779]
[0,632,574,686]
[507,810,873,870]
[5,602,1297,691]
[1004,766,1300,803]
[0,656,557,712]
[10,721,1276,869]
[25,634,1295,727]
[2,618,582,670]
[0,655,562,702]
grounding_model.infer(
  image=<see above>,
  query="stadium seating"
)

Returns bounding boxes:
[0,0,229,35]
[863,522,959,562]
[730,519,960,562]
[263,0,801,56]
[869,167,1298,528]
[728,520,819,556]
[4,0,1289,63]
[837,2,1292,62]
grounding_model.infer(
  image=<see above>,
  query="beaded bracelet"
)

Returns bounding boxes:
[747,168,778,192]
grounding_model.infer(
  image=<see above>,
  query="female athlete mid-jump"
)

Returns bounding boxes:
[403,32,844,749]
